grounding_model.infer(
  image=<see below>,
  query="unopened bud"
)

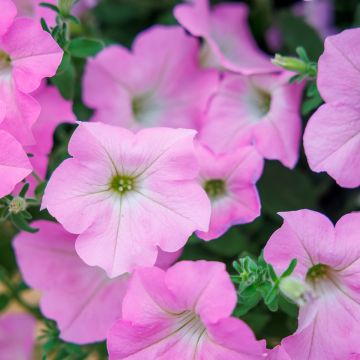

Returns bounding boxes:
[8,197,27,214]
[279,276,315,306]
[272,54,308,73]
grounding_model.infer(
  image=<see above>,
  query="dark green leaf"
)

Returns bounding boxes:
[40,18,51,33]
[10,213,38,233]
[258,162,318,216]
[19,183,29,198]
[67,38,104,58]
[277,10,324,60]
[39,2,59,12]
[51,62,76,99]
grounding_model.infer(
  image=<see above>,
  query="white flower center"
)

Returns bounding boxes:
[172,310,207,352]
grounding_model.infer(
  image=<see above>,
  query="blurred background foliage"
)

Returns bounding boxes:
[1,0,360,351]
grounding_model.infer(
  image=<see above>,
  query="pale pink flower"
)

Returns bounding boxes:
[0,0,62,145]
[42,122,211,278]
[14,221,184,344]
[0,129,32,197]
[195,143,263,240]
[264,210,360,359]
[14,220,129,344]
[199,72,303,168]
[304,28,360,188]
[83,25,218,131]
[0,0,17,36]
[0,313,35,360]
[107,260,267,359]
[174,0,276,74]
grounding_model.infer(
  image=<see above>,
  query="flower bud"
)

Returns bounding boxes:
[272,54,309,73]
[8,197,27,214]
[279,276,315,306]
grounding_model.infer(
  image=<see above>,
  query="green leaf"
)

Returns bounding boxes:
[51,61,76,99]
[40,18,51,33]
[265,286,277,303]
[281,259,298,279]
[278,295,299,318]
[302,92,323,116]
[268,264,278,282]
[19,183,29,198]
[234,292,261,317]
[277,10,324,60]
[205,227,251,257]
[39,2,59,12]
[67,38,104,58]
[296,46,309,63]
[258,162,318,216]
[35,182,47,199]
[9,213,38,233]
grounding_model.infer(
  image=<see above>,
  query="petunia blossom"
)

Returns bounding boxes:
[14,220,182,344]
[304,28,360,188]
[0,0,63,145]
[199,71,303,168]
[14,220,129,344]
[42,122,211,278]
[107,260,267,359]
[264,209,360,359]
[174,0,276,74]
[0,129,32,198]
[0,313,36,360]
[83,25,218,131]
[195,143,263,240]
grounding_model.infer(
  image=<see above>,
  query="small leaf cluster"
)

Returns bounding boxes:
[231,253,297,316]
[0,183,42,233]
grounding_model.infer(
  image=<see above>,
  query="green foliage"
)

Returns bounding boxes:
[0,183,41,233]
[232,253,298,316]
[67,38,104,58]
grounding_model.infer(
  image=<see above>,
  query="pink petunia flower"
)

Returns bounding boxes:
[174,0,276,74]
[14,220,183,344]
[107,260,267,359]
[0,313,36,360]
[304,28,360,188]
[0,129,32,198]
[199,72,303,168]
[195,143,263,240]
[264,209,360,359]
[14,220,129,344]
[42,122,211,278]
[0,0,63,145]
[83,25,218,131]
